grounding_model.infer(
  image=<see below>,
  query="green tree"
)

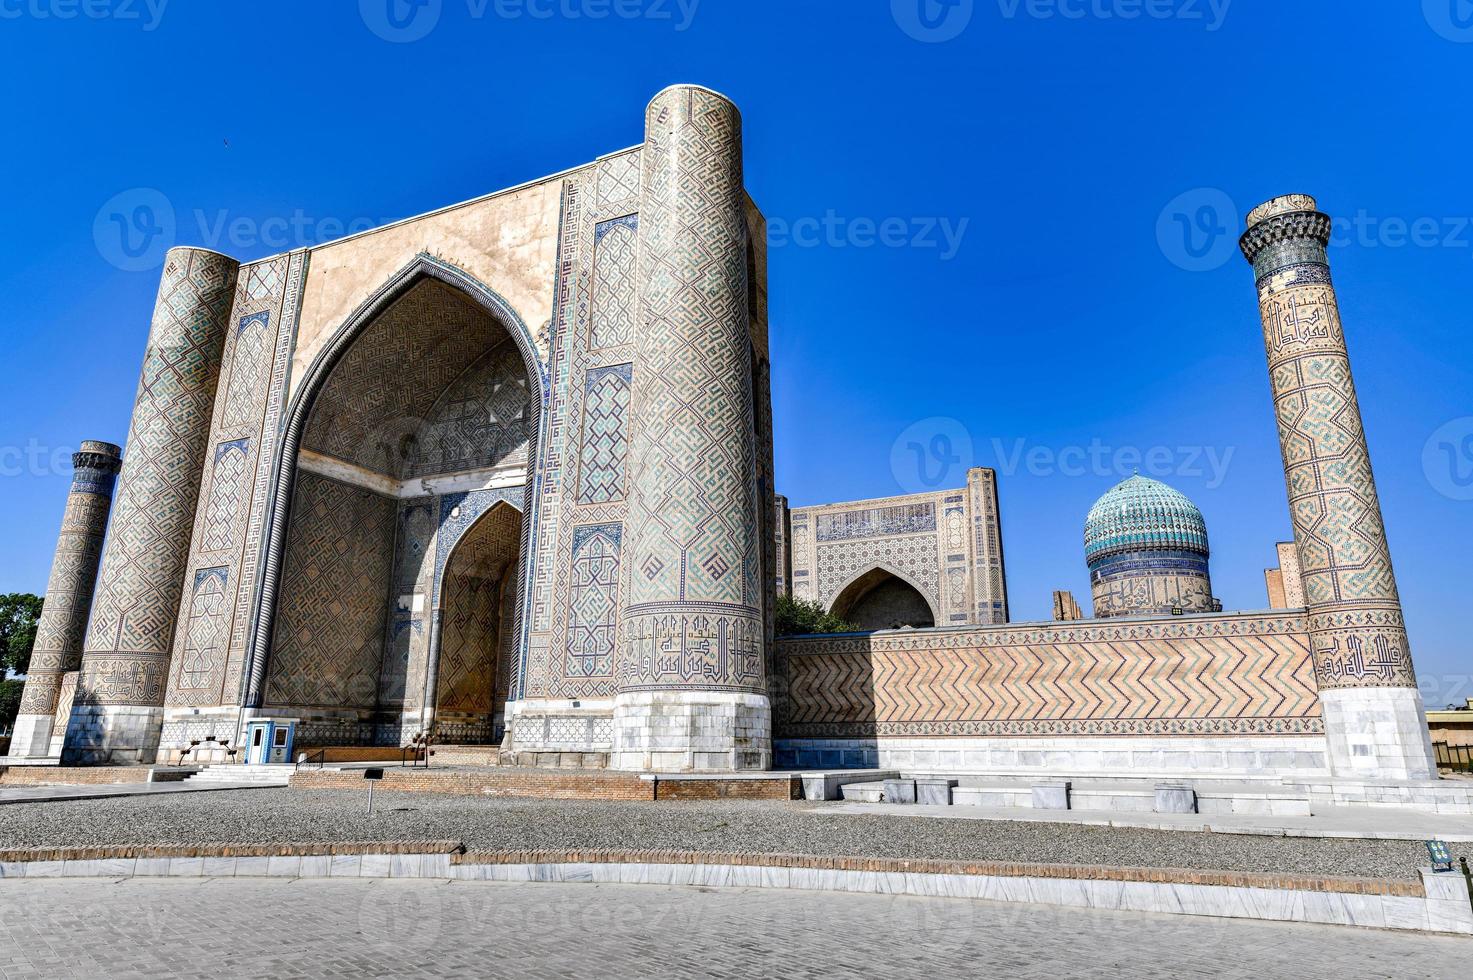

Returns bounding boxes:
[775,593,856,637]
[0,678,22,734]
[0,593,44,676]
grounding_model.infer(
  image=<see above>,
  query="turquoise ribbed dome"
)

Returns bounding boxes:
[1084,475,1209,567]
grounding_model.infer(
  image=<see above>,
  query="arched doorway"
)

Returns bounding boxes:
[830,567,937,631]
[432,502,521,744]
[252,261,542,747]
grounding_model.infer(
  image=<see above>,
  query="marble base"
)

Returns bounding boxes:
[1319,687,1437,781]
[775,735,1330,778]
[1154,783,1197,814]
[60,704,163,765]
[1032,781,1071,810]
[610,691,770,772]
[883,778,918,804]
[6,713,55,758]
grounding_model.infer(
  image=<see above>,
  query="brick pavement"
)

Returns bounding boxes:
[0,877,1466,979]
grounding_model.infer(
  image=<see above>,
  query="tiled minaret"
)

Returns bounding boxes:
[62,247,239,765]
[613,85,770,771]
[6,441,122,758]
[1239,194,1436,780]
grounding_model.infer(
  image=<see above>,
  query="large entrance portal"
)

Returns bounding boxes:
[260,273,536,747]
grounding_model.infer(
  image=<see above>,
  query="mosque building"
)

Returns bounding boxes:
[1083,475,1220,619]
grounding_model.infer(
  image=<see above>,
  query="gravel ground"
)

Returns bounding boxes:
[0,789,1436,880]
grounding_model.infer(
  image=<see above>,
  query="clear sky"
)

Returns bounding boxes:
[0,1,1469,702]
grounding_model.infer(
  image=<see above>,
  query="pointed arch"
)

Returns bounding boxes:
[243,254,545,709]
[828,563,940,630]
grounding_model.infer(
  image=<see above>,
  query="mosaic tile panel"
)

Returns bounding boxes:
[566,524,622,677]
[591,216,637,349]
[777,612,1324,737]
[575,363,632,504]
[176,567,229,692]
[264,472,396,709]
[409,338,530,478]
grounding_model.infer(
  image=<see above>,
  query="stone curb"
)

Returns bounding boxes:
[448,849,1425,897]
[0,843,1468,934]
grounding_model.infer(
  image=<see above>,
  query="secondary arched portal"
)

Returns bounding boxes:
[262,275,534,747]
[434,503,521,744]
[830,567,937,631]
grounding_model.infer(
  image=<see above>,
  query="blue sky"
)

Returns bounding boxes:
[0,1,1469,700]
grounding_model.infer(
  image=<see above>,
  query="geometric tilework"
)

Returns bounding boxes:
[1242,201,1415,689]
[591,216,636,350]
[265,472,396,709]
[776,611,1323,738]
[575,364,631,504]
[75,248,238,708]
[164,251,299,713]
[619,87,764,694]
[202,439,250,553]
[438,505,520,724]
[410,339,529,479]
[176,566,229,693]
[566,523,621,677]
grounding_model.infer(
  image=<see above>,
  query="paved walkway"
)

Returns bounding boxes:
[0,877,1465,978]
[827,800,1473,842]
[0,782,283,805]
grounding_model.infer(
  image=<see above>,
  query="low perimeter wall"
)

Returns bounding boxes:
[774,610,1326,777]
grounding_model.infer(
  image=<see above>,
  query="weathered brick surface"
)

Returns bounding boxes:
[651,776,800,800]
[288,767,654,800]
[0,840,463,863]
[0,766,157,786]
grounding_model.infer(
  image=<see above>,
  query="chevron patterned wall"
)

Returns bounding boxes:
[776,611,1323,738]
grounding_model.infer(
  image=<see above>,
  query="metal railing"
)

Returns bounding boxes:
[294,748,327,772]
[1433,741,1473,773]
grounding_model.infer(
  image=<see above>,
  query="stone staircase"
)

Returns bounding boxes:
[182,764,298,787]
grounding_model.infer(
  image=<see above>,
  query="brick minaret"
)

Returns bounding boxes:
[613,85,769,771]
[6,441,122,758]
[1239,194,1436,780]
[63,247,239,765]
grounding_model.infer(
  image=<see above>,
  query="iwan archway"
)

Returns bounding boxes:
[246,257,543,748]
[829,566,938,631]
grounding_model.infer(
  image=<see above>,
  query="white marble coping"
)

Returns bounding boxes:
[5,854,1463,936]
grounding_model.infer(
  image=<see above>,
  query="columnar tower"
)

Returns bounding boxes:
[7,441,122,758]
[1084,475,1217,618]
[1239,194,1436,780]
[613,86,770,771]
[62,247,239,765]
